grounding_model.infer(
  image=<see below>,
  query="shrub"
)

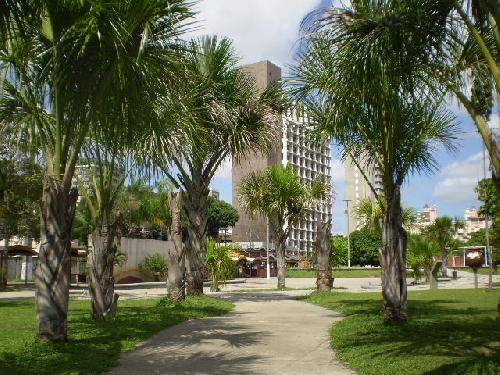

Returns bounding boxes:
[139,253,168,281]
[205,240,235,292]
[330,235,348,267]
[407,235,439,283]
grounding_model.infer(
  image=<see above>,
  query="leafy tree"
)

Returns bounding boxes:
[350,228,382,266]
[207,197,239,240]
[0,0,193,341]
[205,240,235,292]
[0,157,43,287]
[330,235,348,268]
[476,178,499,217]
[238,164,329,289]
[150,36,281,295]
[293,0,458,322]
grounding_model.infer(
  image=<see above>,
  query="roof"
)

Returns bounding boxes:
[7,245,37,256]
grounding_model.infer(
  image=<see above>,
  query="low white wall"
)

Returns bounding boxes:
[114,237,173,282]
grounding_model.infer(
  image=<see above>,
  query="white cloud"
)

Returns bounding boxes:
[432,152,488,203]
[188,0,321,68]
[213,156,232,179]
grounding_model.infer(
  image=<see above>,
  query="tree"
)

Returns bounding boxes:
[330,236,348,268]
[151,36,281,295]
[207,197,239,240]
[476,178,500,217]
[350,228,382,266]
[354,198,418,232]
[315,213,332,292]
[0,156,43,288]
[238,165,329,289]
[293,0,458,322]
[205,240,235,292]
[407,235,439,284]
[0,0,193,341]
[446,2,499,193]
[424,216,462,276]
[166,191,185,302]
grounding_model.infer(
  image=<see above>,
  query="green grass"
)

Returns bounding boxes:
[0,296,233,374]
[452,267,500,275]
[303,289,500,375]
[286,268,382,278]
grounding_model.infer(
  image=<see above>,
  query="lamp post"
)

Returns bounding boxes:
[343,199,352,268]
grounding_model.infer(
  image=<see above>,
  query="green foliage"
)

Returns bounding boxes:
[304,289,500,375]
[0,297,233,374]
[475,178,499,217]
[0,157,42,239]
[349,228,382,266]
[238,164,329,240]
[139,253,168,281]
[424,216,463,259]
[354,198,417,232]
[330,235,348,267]
[205,240,236,292]
[407,235,439,283]
[206,197,239,239]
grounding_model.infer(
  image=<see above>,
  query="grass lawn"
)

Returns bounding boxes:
[303,289,500,375]
[286,268,382,278]
[0,296,233,374]
[452,267,500,276]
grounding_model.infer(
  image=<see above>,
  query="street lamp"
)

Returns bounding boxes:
[266,216,270,279]
[343,199,352,268]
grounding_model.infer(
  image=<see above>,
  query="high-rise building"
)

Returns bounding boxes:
[344,157,381,234]
[231,60,333,254]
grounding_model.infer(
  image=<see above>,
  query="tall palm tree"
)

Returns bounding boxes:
[238,165,329,290]
[292,0,458,322]
[151,36,282,295]
[0,0,193,341]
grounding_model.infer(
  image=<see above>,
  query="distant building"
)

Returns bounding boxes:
[456,208,487,241]
[208,189,220,200]
[412,204,438,233]
[231,60,334,254]
[344,157,382,234]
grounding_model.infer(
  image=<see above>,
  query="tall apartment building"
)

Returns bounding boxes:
[344,157,381,234]
[232,60,333,254]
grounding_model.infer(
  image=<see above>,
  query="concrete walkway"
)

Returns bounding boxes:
[112,291,354,375]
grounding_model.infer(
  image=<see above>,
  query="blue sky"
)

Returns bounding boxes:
[191,0,498,234]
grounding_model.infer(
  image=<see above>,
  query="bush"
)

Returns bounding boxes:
[139,253,168,281]
[205,240,235,292]
[407,235,439,283]
[330,235,348,267]
[350,228,382,266]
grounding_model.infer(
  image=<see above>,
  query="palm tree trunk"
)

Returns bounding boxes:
[315,214,332,292]
[276,239,286,290]
[379,186,408,324]
[167,192,185,302]
[88,224,119,320]
[184,189,208,295]
[35,178,78,342]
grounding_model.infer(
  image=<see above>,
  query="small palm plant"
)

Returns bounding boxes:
[238,165,329,289]
[205,240,235,292]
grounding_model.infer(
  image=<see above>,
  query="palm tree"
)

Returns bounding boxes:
[355,198,418,233]
[0,0,193,341]
[445,1,499,193]
[238,165,329,290]
[292,1,458,322]
[151,36,282,295]
[424,216,463,277]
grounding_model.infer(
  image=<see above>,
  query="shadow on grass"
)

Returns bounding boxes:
[0,297,233,375]
[302,292,500,374]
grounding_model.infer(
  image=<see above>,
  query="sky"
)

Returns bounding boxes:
[189,0,499,234]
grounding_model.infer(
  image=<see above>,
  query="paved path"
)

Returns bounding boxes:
[112,291,353,375]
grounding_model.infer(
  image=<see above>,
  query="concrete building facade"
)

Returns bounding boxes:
[231,60,333,254]
[344,157,381,234]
